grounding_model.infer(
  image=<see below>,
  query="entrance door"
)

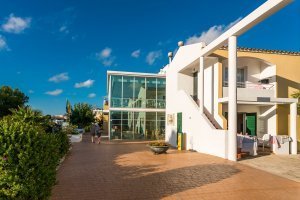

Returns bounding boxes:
[177,112,182,133]
[246,113,256,136]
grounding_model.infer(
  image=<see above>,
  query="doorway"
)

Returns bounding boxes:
[225,112,257,136]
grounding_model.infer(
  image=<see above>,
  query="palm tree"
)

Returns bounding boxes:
[291,90,300,113]
[66,99,72,122]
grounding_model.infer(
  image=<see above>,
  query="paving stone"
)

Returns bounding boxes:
[51,135,300,200]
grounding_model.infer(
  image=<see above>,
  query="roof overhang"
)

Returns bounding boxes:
[200,0,293,57]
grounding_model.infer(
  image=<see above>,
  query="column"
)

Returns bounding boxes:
[199,56,204,114]
[290,102,298,155]
[228,36,237,161]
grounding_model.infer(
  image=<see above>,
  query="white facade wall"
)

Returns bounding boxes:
[166,44,228,159]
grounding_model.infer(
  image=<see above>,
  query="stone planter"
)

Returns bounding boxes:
[149,145,169,154]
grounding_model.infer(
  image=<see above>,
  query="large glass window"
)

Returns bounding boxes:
[122,76,134,108]
[145,112,157,140]
[110,76,122,107]
[134,77,146,108]
[109,75,165,109]
[134,112,145,139]
[122,111,134,139]
[157,112,165,140]
[146,77,157,108]
[110,111,121,139]
[110,111,165,140]
[157,78,166,109]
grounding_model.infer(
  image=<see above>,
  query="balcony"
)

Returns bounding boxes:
[222,81,275,100]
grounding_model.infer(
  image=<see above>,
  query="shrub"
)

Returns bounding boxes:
[0,107,70,199]
[149,141,169,147]
[62,124,78,135]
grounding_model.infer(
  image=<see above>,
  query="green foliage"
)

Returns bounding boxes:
[149,141,169,147]
[0,86,29,118]
[66,100,72,122]
[0,107,70,199]
[62,124,78,135]
[70,103,95,128]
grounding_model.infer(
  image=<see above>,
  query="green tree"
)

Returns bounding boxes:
[0,86,29,118]
[70,103,95,128]
[291,90,300,113]
[66,99,72,122]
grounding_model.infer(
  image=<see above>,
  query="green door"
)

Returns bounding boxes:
[246,113,256,136]
[177,112,182,133]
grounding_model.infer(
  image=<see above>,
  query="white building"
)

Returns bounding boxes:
[165,0,299,161]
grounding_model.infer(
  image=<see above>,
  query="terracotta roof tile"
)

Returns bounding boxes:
[219,46,300,56]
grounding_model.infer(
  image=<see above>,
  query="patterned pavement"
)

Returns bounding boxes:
[51,135,300,200]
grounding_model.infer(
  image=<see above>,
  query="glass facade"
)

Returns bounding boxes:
[110,111,165,140]
[109,74,166,140]
[110,75,166,109]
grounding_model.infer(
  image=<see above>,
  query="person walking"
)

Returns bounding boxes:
[95,123,101,144]
[90,123,96,143]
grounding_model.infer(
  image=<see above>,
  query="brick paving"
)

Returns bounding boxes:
[51,135,300,200]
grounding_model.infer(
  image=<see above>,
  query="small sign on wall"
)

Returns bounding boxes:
[167,114,175,125]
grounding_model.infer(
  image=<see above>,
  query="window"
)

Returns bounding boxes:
[223,67,246,88]
[122,76,134,108]
[146,77,157,108]
[134,77,146,108]
[157,78,166,108]
[110,76,122,107]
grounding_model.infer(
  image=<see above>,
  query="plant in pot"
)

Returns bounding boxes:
[148,141,169,154]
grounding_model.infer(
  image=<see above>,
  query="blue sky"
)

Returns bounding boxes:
[0,0,299,115]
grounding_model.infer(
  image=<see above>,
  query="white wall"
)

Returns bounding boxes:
[178,73,193,96]
[259,106,277,136]
[166,46,228,159]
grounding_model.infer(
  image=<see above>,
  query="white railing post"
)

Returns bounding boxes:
[228,36,237,161]
[199,56,204,114]
[290,102,298,155]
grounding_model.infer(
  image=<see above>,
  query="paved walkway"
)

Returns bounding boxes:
[240,153,300,182]
[51,136,300,200]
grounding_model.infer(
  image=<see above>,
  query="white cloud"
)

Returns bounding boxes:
[185,17,242,45]
[59,25,69,34]
[2,14,31,34]
[100,47,111,58]
[0,35,8,50]
[74,79,95,88]
[49,72,69,83]
[146,50,162,65]
[28,90,34,94]
[45,89,63,96]
[131,49,140,58]
[88,93,96,98]
[96,47,115,66]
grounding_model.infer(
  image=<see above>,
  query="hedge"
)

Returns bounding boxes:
[0,108,70,199]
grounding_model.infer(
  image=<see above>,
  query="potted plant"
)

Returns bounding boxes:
[148,141,169,154]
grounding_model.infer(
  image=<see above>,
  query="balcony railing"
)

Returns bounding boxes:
[110,98,165,109]
[223,81,274,89]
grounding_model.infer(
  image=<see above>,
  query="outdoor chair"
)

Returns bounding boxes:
[258,134,271,151]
